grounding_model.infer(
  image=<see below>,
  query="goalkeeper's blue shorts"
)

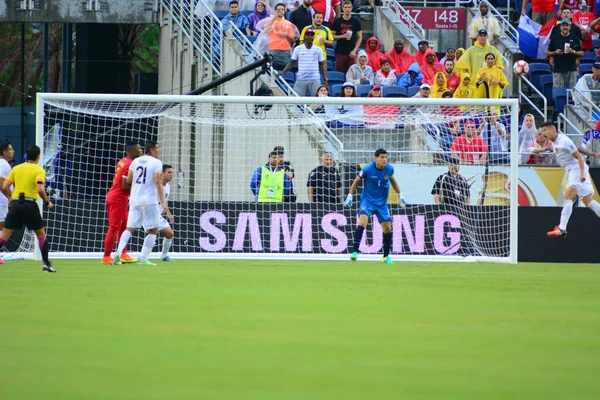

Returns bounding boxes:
[358,200,391,223]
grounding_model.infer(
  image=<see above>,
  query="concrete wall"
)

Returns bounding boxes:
[0,0,157,23]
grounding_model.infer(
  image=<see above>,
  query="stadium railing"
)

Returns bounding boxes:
[518,75,547,122]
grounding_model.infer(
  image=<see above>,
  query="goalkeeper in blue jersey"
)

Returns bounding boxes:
[344,148,406,264]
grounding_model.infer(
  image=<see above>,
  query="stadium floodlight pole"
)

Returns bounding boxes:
[476,79,491,206]
[185,53,274,96]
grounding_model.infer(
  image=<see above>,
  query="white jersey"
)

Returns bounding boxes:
[129,155,163,206]
[163,182,171,203]
[0,158,11,206]
[553,134,579,170]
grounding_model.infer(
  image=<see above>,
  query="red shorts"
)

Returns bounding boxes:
[106,200,128,228]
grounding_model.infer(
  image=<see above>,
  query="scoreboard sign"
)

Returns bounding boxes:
[402,8,467,30]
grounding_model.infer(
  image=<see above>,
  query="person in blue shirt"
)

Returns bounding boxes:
[344,148,406,264]
[221,0,251,36]
[250,151,291,202]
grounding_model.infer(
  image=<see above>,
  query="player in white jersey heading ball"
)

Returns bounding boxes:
[113,141,169,265]
[541,122,600,237]
[0,141,14,264]
[143,164,175,261]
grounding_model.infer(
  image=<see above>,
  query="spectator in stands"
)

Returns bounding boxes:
[248,0,270,36]
[444,59,461,93]
[421,48,444,85]
[368,84,382,97]
[469,1,501,45]
[300,12,334,59]
[313,0,340,27]
[455,29,504,77]
[477,108,508,162]
[384,38,415,74]
[413,83,431,98]
[311,84,329,113]
[250,151,291,202]
[574,61,600,104]
[431,72,449,98]
[431,158,471,206]
[374,59,397,86]
[518,114,538,163]
[573,1,595,50]
[364,84,398,128]
[278,28,327,96]
[346,50,374,85]
[415,40,438,67]
[451,120,489,165]
[547,19,583,88]
[521,128,556,164]
[290,0,315,44]
[221,0,251,36]
[474,53,509,100]
[551,7,584,43]
[455,47,465,62]
[366,37,385,72]
[332,0,363,74]
[453,73,475,104]
[325,82,364,127]
[397,62,423,88]
[522,0,564,26]
[439,48,455,65]
[256,4,298,70]
[307,152,342,203]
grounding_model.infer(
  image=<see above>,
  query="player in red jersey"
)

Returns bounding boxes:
[101,142,143,264]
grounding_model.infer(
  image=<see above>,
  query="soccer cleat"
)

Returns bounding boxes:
[101,256,114,264]
[161,256,174,262]
[547,226,567,238]
[350,251,358,261]
[42,261,57,273]
[382,256,394,264]
[112,257,122,265]
[120,253,138,263]
[138,260,157,266]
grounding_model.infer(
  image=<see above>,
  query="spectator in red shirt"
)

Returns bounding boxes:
[420,48,444,85]
[572,1,595,50]
[312,0,340,26]
[365,37,385,72]
[384,38,415,74]
[522,0,563,26]
[415,40,439,67]
[444,59,461,93]
[451,120,489,165]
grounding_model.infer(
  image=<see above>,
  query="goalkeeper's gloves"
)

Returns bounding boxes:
[399,193,406,208]
[344,194,353,207]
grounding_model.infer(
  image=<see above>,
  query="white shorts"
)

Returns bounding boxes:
[0,203,7,223]
[143,215,171,232]
[127,204,161,230]
[566,168,594,198]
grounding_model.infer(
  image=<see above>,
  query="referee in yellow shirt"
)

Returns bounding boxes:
[1,145,55,272]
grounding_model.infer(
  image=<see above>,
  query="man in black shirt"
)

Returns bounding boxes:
[307,152,342,203]
[331,0,362,74]
[289,0,315,45]
[431,158,470,207]
[547,19,584,88]
[274,146,297,202]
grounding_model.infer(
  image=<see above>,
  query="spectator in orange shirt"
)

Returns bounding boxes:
[365,37,385,72]
[256,3,298,70]
[384,38,415,74]
[420,48,444,85]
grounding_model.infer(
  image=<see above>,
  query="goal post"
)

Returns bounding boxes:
[30,93,519,263]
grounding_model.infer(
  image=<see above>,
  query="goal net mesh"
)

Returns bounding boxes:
[26,95,517,262]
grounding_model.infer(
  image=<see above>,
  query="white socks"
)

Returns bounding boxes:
[115,230,132,258]
[161,238,172,258]
[139,234,157,262]
[587,200,600,218]
[559,199,573,231]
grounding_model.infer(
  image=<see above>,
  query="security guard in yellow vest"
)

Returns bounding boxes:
[250,151,291,202]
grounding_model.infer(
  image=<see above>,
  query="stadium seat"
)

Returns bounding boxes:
[214,10,228,19]
[283,71,295,85]
[539,74,554,105]
[326,59,335,71]
[326,47,335,61]
[579,63,594,75]
[326,71,345,86]
[581,52,596,64]
[382,86,407,97]
[357,84,371,97]
[407,86,420,97]
[245,35,257,44]
[593,39,600,50]
[552,88,568,114]
[330,83,343,97]
[527,62,552,89]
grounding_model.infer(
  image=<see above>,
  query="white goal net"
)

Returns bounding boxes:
[29,93,518,263]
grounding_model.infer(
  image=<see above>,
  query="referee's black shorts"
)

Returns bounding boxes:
[5,201,44,231]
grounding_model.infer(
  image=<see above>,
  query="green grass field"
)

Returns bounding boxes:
[1,259,600,399]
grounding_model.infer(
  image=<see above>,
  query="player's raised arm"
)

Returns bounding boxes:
[573,149,586,182]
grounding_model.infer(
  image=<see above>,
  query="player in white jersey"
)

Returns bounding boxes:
[113,141,169,265]
[143,164,175,261]
[0,141,14,264]
[541,122,600,237]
